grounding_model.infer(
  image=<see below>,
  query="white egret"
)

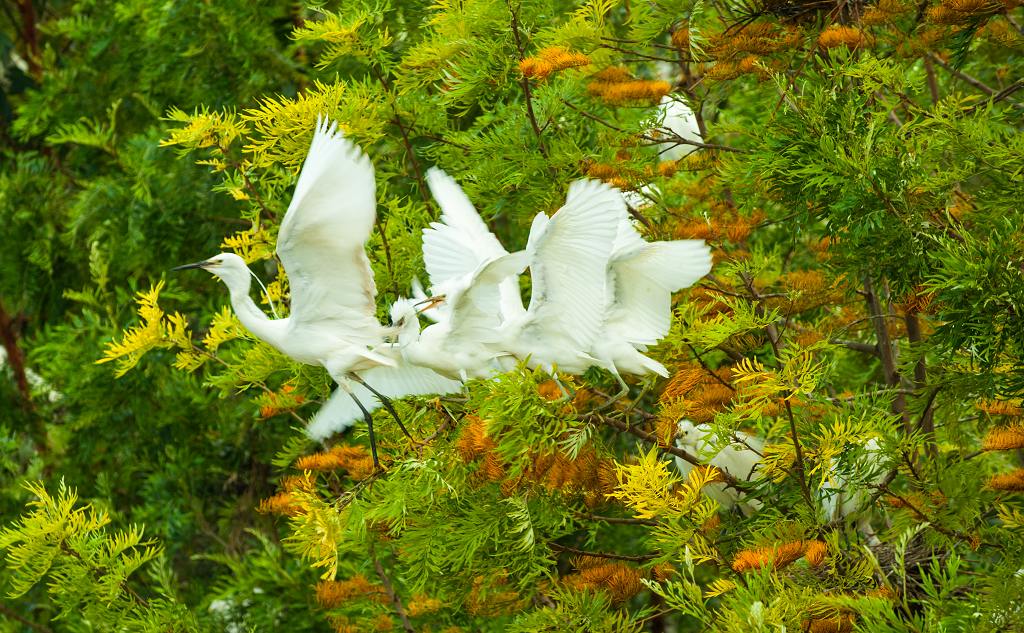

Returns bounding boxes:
[674,419,764,516]
[395,170,624,380]
[173,117,460,466]
[820,438,884,544]
[590,217,711,388]
[623,94,703,210]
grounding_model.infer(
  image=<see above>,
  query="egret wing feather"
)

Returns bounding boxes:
[523,180,623,349]
[447,252,528,345]
[605,239,712,346]
[276,117,379,333]
[422,168,525,320]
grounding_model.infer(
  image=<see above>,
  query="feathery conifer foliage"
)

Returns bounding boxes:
[2,0,1024,630]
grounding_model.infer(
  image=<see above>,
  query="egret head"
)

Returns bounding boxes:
[172,253,251,291]
[676,419,703,446]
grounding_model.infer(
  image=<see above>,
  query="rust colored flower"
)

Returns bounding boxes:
[316,575,386,608]
[803,540,828,567]
[731,540,807,572]
[987,468,1024,491]
[520,46,590,80]
[982,425,1024,451]
[977,400,1023,416]
[817,26,870,49]
[256,491,301,516]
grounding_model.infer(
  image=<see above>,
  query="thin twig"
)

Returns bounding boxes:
[508,2,548,158]
[549,541,657,562]
[0,605,54,633]
[370,542,415,633]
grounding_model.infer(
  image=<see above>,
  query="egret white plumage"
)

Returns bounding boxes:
[396,170,624,380]
[623,94,703,210]
[173,117,460,466]
[590,217,711,389]
[674,419,764,515]
[820,437,885,544]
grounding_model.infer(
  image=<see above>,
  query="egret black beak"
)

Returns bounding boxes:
[171,260,209,272]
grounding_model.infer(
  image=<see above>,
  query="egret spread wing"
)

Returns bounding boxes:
[446,252,528,345]
[305,362,462,442]
[276,117,379,331]
[605,238,712,346]
[422,168,525,320]
[523,180,623,349]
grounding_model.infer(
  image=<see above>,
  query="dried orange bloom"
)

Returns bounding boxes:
[987,468,1024,491]
[709,23,795,58]
[406,595,443,616]
[372,614,395,631]
[280,473,316,492]
[803,613,855,633]
[817,26,870,49]
[650,563,677,581]
[928,0,1002,23]
[706,56,769,81]
[731,540,807,572]
[588,79,672,104]
[672,27,691,50]
[977,400,1023,416]
[583,162,619,180]
[660,366,707,403]
[701,513,722,533]
[256,491,301,516]
[456,415,497,462]
[520,46,591,79]
[295,444,370,471]
[330,617,360,633]
[804,540,828,567]
[983,425,1024,451]
[316,575,387,608]
[867,586,897,600]
[563,560,645,602]
[537,379,564,401]
[862,0,914,23]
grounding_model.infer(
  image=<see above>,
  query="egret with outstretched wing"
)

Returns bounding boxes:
[173,117,460,466]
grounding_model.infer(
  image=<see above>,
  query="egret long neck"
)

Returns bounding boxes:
[225,277,284,347]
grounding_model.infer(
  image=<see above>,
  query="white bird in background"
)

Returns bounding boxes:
[590,217,711,390]
[674,419,764,516]
[655,94,703,162]
[173,117,460,466]
[820,438,885,545]
[623,94,704,210]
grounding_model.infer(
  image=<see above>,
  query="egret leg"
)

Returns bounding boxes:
[596,371,631,411]
[350,374,420,445]
[551,372,575,402]
[348,391,380,470]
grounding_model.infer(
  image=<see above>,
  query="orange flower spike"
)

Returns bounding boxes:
[817,26,870,49]
[982,425,1024,451]
[977,400,1023,416]
[316,575,387,608]
[731,540,807,572]
[987,468,1024,491]
[256,491,301,516]
[520,46,590,80]
[803,540,828,567]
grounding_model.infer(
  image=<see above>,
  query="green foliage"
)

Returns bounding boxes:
[2,0,1024,630]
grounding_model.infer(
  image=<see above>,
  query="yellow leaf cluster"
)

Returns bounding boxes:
[221,227,275,263]
[607,448,719,519]
[97,281,191,377]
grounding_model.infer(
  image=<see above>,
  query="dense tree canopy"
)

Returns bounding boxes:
[2,0,1023,631]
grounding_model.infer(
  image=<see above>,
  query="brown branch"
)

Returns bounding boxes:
[0,299,31,403]
[370,542,415,633]
[928,54,1023,108]
[508,2,548,158]
[15,0,43,80]
[864,276,910,430]
[549,542,657,562]
[0,604,54,633]
[574,512,659,526]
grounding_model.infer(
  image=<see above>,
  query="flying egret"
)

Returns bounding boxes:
[395,169,624,381]
[820,437,885,544]
[173,117,460,467]
[590,216,711,390]
[390,168,527,381]
[674,419,764,516]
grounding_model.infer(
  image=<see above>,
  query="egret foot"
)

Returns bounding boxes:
[348,391,380,470]
[351,374,422,446]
